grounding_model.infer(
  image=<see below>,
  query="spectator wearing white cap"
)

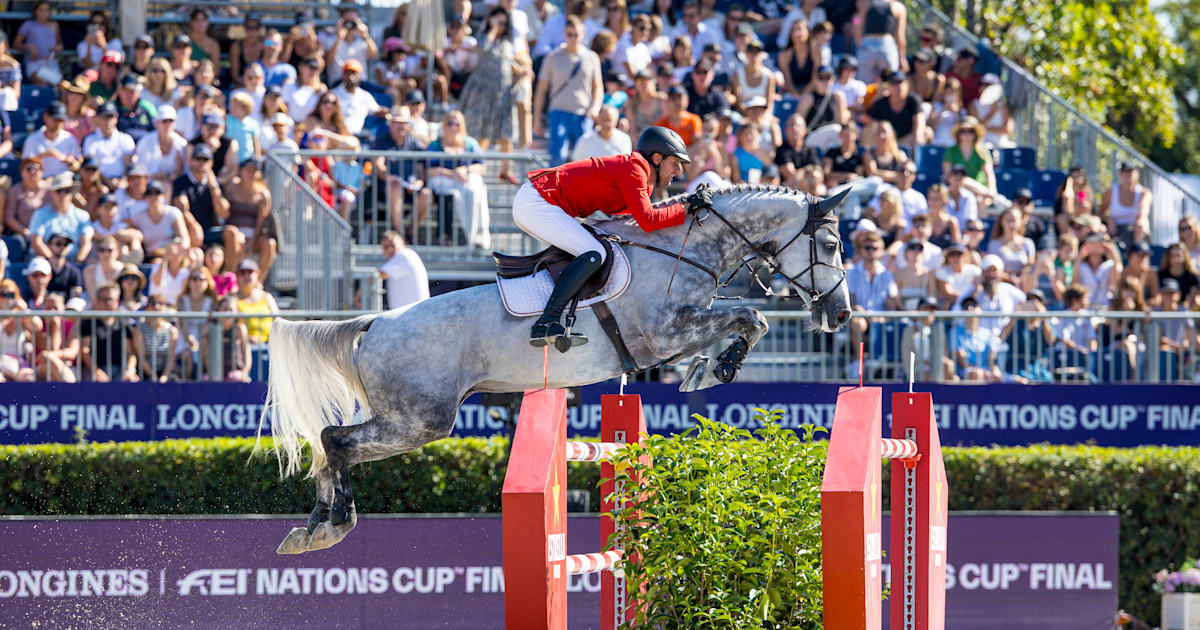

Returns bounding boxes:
[29,174,93,264]
[264,113,300,159]
[21,256,53,307]
[971,253,1025,336]
[134,105,187,183]
[82,102,135,181]
[22,101,82,177]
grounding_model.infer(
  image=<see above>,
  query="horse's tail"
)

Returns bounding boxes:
[258,315,378,478]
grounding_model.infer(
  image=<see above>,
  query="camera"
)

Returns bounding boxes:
[344,20,357,30]
[88,24,99,34]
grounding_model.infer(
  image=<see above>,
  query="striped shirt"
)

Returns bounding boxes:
[847,261,898,311]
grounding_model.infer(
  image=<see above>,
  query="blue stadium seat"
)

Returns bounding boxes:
[997,147,1037,170]
[830,34,847,56]
[360,81,394,110]
[8,262,29,296]
[995,169,1031,199]
[1030,169,1066,204]
[3,234,25,263]
[774,97,798,123]
[912,171,934,194]
[0,154,18,179]
[360,115,389,145]
[19,85,54,111]
[839,218,857,260]
[1150,245,1167,268]
[11,132,28,155]
[916,145,944,174]
[9,107,38,134]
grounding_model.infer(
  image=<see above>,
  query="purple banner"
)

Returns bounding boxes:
[0,513,1116,629]
[882,513,1118,629]
[4,382,1197,447]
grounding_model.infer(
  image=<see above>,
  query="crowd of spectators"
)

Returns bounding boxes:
[0,0,1194,384]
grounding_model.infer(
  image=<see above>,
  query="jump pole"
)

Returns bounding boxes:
[821,387,948,630]
[502,389,645,630]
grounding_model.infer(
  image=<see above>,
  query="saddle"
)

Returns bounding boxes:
[492,225,617,302]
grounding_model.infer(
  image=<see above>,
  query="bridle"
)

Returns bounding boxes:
[698,187,848,309]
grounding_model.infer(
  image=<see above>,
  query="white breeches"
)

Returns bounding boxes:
[512,182,606,262]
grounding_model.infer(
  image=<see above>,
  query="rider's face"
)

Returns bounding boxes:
[657,156,683,187]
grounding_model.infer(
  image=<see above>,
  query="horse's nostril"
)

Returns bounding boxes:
[836,309,851,325]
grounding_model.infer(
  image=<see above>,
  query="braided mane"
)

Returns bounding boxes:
[650,184,820,210]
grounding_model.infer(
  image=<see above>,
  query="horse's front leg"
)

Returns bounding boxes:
[650,305,768,391]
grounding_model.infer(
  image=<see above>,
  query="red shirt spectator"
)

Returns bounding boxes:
[655,86,703,146]
[947,48,981,106]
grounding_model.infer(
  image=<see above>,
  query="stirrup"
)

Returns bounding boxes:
[553,329,589,353]
[530,320,565,348]
[553,303,588,353]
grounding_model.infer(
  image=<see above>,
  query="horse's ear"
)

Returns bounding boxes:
[813,188,852,216]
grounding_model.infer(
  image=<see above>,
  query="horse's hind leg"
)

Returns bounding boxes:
[303,412,449,552]
[276,467,335,555]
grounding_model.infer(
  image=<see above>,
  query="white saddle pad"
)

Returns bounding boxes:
[496,242,632,318]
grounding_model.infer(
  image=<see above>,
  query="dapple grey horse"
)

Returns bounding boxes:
[261,185,852,554]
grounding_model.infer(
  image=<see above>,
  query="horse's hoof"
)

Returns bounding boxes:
[276,527,311,555]
[306,519,355,552]
[714,362,739,384]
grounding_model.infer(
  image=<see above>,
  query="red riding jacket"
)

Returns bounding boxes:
[527,153,687,232]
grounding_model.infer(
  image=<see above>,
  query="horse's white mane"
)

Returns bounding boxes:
[651,184,820,210]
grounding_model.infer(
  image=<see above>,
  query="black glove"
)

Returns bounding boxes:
[685,186,713,215]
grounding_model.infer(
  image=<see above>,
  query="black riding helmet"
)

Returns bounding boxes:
[637,126,690,166]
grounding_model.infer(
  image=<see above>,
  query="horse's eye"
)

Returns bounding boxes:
[824,241,838,252]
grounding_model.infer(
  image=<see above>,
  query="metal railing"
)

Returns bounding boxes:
[698,309,1200,385]
[263,152,354,309]
[0,310,369,384]
[143,1,353,24]
[904,0,1200,245]
[4,308,1197,385]
[272,149,550,262]
[5,2,110,20]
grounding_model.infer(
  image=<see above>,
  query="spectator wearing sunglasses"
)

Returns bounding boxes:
[42,232,84,300]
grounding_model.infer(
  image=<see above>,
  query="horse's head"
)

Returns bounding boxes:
[765,188,852,333]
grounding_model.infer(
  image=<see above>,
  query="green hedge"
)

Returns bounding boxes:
[605,415,826,628]
[2,438,1198,624]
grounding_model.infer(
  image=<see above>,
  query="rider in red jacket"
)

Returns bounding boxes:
[513,126,713,350]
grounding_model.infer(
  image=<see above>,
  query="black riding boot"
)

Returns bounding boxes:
[530,251,604,350]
